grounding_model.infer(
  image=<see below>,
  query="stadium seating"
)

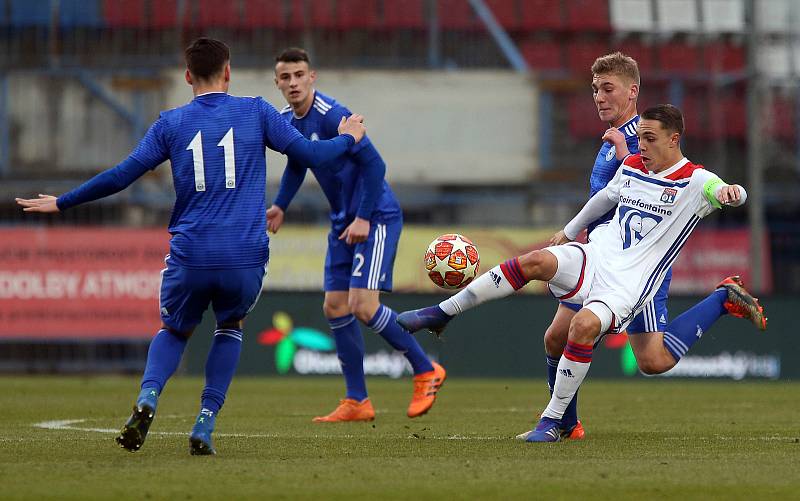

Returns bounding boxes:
[241,0,285,28]
[567,94,603,138]
[567,38,610,75]
[336,0,381,29]
[519,0,564,31]
[564,0,611,32]
[10,0,52,27]
[103,0,145,28]
[437,0,480,30]
[700,0,744,34]
[655,0,698,34]
[60,0,103,28]
[657,40,701,74]
[519,39,564,72]
[609,0,654,32]
[383,0,426,29]
[485,0,518,31]
[196,0,240,29]
[612,40,655,72]
[703,41,745,73]
[151,0,189,29]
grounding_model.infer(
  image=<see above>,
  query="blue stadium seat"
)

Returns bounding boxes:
[60,0,104,28]
[10,0,52,27]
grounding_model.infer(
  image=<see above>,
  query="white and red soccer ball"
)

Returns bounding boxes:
[424,234,480,290]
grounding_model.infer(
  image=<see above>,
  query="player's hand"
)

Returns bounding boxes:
[266,204,285,233]
[15,194,60,213]
[602,128,630,159]
[338,114,366,143]
[339,217,370,245]
[548,230,572,246]
[716,184,742,205]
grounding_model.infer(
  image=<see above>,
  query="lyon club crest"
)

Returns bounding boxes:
[660,187,677,204]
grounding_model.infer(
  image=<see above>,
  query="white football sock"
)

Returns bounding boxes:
[541,356,591,420]
[439,265,517,316]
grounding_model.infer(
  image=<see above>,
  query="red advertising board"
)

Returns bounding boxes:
[0,228,170,338]
[670,229,772,294]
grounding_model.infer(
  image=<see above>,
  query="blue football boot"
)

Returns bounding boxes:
[397,306,452,337]
[189,408,217,456]
[116,388,159,452]
[525,417,563,443]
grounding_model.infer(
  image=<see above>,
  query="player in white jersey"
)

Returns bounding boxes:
[398,104,766,442]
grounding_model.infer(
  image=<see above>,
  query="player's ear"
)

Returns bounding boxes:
[309,69,317,84]
[185,69,193,86]
[224,63,231,83]
[629,83,639,101]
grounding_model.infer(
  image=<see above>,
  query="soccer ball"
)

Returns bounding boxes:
[424,234,480,290]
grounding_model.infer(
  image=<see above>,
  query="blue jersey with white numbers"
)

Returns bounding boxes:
[279,91,402,230]
[130,92,303,269]
[587,115,641,234]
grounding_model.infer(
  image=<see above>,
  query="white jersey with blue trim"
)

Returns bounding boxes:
[592,153,720,326]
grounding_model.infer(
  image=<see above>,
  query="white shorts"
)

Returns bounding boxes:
[544,242,637,334]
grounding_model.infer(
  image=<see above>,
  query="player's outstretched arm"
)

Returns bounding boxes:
[16,156,153,213]
[15,194,59,213]
[701,173,748,209]
[563,188,618,240]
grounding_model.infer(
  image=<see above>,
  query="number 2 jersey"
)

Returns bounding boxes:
[129,92,304,269]
[591,153,724,327]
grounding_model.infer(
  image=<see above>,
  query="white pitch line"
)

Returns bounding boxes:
[31,418,509,441]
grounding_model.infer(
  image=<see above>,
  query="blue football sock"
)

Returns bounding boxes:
[546,354,578,428]
[140,328,188,394]
[200,329,243,415]
[329,314,368,401]
[368,305,434,375]
[663,288,728,361]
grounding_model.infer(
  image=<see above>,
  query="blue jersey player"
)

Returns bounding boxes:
[16,38,366,454]
[267,48,445,422]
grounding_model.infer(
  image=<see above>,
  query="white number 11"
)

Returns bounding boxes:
[187,127,236,192]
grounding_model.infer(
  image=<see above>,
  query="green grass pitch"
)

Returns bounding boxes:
[1,376,798,500]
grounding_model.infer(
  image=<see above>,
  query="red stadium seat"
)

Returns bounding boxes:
[719,94,746,139]
[679,93,709,140]
[565,0,610,32]
[567,38,610,75]
[103,0,145,28]
[151,0,189,28]
[196,0,239,28]
[519,39,563,71]
[657,41,700,74]
[437,0,479,30]
[383,0,425,29]
[337,0,380,29]
[288,0,334,29]
[485,0,518,31]
[519,0,564,30]
[703,42,746,73]
[769,96,796,141]
[568,94,603,138]
[612,40,655,73]
[242,0,285,28]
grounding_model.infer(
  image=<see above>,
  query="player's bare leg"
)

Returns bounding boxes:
[398,250,557,335]
[313,291,375,423]
[351,288,446,417]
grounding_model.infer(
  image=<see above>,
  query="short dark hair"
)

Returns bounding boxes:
[642,104,685,135]
[275,47,311,66]
[185,38,230,81]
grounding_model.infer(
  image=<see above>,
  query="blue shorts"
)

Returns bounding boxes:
[324,220,401,292]
[159,256,267,333]
[560,269,672,334]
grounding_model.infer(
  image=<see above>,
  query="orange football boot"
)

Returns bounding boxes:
[563,420,585,440]
[312,398,375,423]
[716,276,767,330]
[407,362,446,418]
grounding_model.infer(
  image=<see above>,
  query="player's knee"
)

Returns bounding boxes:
[347,297,377,324]
[322,300,348,319]
[518,250,552,281]
[543,324,567,356]
[637,355,673,375]
[568,313,600,343]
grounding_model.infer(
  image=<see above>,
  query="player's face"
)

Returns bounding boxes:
[592,73,638,127]
[274,61,316,107]
[636,118,680,171]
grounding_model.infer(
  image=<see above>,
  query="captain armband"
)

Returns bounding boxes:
[702,177,726,209]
